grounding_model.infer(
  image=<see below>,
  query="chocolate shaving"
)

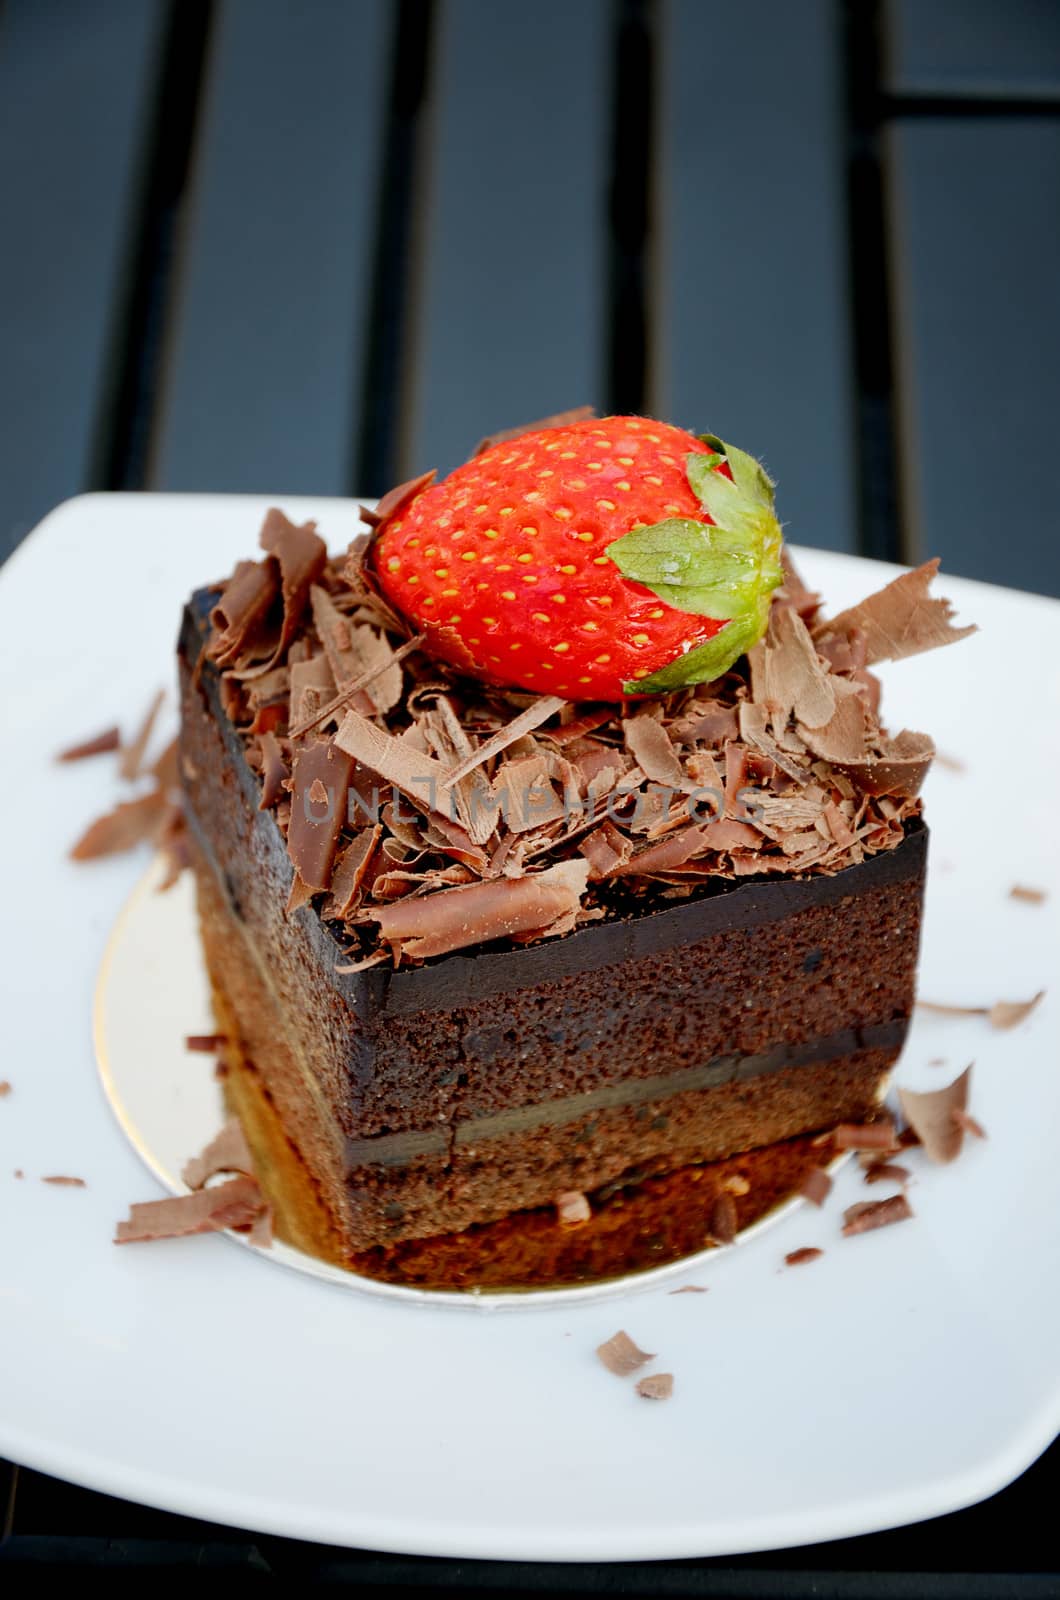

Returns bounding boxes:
[596,1330,655,1376]
[842,1194,913,1236]
[474,405,595,456]
[864,1162,911,1185]
[785,1247,823,1266]
[358,468,436,529]
[668,1284,708,1294]
[181,1119,255,1189]
[115,1176,264,1242]
[208,559,279,669]
[440,696,566,787]
[119,689,164,782]
[1009,885,1047,905]
[989,991,1045,1030]
[709,1191,738,1245]
[763,607,835,730]
[622,714,684,786]
[57,725,121,763]
[185,1034,227,1053]
[832,1119,896,1151]
[69,790,166,860]
[42,1175,86,1187]
[916,992,1045,1030]
[0,1081,10,1097]
[953,1109,987,1140]
[799,1168,832,1207]
[310,584,403,715]
[324,826,382,920]
[898,1065,972,1164]
[362,859,590,962]
[819,559,976,665]
[555,1190,591,1226]
[636,1373,674,1400]
[232,510,328,681]
[287,740,356,891]
[258,731,289,810]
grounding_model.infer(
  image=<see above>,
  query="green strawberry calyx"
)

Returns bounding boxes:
[605,433,785,695]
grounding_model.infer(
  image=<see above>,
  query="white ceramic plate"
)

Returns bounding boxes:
[0,493,1057,1561]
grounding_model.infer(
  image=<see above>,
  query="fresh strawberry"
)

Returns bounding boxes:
[370,415,783,701]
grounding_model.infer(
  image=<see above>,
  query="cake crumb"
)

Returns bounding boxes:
[596,1330,655,1376]
[555,1190,591,1226]
[785,1247,823,1266]
[636,1373,674,1400]
[185,1033,228,1053]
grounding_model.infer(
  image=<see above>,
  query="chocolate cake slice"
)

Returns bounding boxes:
[177,414,972,1284]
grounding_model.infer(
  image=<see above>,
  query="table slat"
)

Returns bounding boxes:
[657,0,857,553]
[888,119,1060,594]
[887,0,1060,98]
[405,0,609,478]
[0,0,168,557]
[151,0,391,497]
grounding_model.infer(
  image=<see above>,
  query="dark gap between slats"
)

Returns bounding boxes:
[353,0,436,496]
[841,0,903,564]
[606,0,657,416]
[92,0,214,492]
[884,93,1060,119]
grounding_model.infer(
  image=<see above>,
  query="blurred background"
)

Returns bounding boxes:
[1,0,1058,594]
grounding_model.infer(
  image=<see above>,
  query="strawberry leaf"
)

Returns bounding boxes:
[623,608,770,695]
[605,518,767,621]
[699,433,776,510]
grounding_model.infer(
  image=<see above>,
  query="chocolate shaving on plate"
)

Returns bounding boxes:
[185,1033,228,1053]
[119,689,164,782]
[555,1190,591,1226]
[596,1330,656,1376]
[953,1109,987,1140]
[0,1081,11,1098]
[474,405,595,456]
[1009,885,1047,905]
[899,1066,973,1164]
[668,1285,708,1295]
[989,991,1045,1030]
[799,1168,832,1207]
[842,1195,913,1236]
[181,1119,255,1189]
[636,1373,674,1400]
[916,992,1045,1030]
[863,1162,911,1186]
[57,725,121,763]
[42,1175,86,1187]
[785,1247,823,1266]
[69,790,166,860]
[115,1176,264,1243]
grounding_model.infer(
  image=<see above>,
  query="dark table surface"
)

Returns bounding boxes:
[0,0,1057,1585]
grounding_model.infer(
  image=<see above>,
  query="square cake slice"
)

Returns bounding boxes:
[177,414,971,1284]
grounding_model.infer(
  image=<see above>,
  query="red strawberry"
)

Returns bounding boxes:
[370,415,783,701]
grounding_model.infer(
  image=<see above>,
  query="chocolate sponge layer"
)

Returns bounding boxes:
[180,599,926,1260]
